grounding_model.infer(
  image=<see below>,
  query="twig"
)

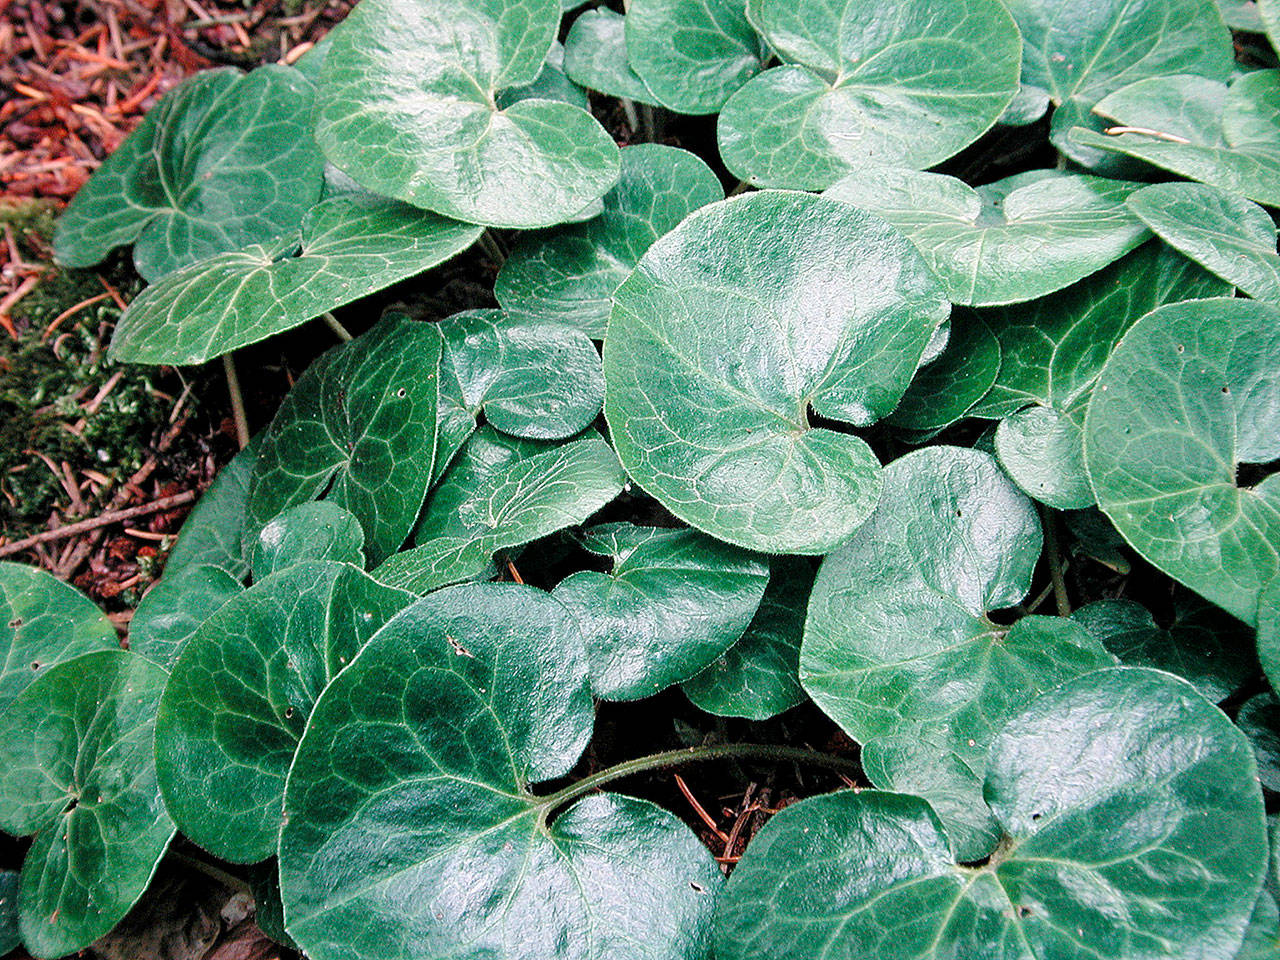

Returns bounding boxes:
[0,491,197,558]
[674,774,730,843]
[41,291,111,340]
[505,559,524,584]
[222,352,249,449]
[321,311,353,342]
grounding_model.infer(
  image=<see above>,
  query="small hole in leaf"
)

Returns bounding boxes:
[30,661,39,670]
[1018,906,1033,918]
[690,882,706,893]
[1221,386,1230,394]
[285,707,295,719]
[396,388,407,398]
[8,617,22,628]
[63,797,77,814]
[1031,812,1042,821]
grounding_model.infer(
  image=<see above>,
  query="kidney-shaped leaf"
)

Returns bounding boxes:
[129,563,243,670]
[886,313,1002,433]
[279,582,722,960]
[110,193,482,364]
[681,555,814,721]
[562,8,661,106]
[0,562,117,715]
[625,0,763,115]
[0,650,175,959]
[1085,297,1280,625]
[1128,182,1280,303]
[1070,71,1280,208]
[825,167,1149,307]
[251,501,365,579]
[1005,0,1233,164]
[55,66,325,282]
[438,309,604,440]
[975,242,1230,509]
[496,144,724,338]
[373,428,625,593]
[801,446,1116,774]
[155,561,411,864]
[717,667,1266,960]
[604,190,950,554]
[554,525,769,700]
[248,317,441,566]
[1072,594,1255,702]
[315,0,619,227]
[716,0,1021,189]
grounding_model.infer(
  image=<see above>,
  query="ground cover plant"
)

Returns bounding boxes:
[3,0,1280,957]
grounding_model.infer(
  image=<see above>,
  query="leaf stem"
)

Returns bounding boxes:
[167,849,252,895]
[321,311,354,342]
[478,229,507,267]
[620,98,640,137]
[539,743,862,813]
[1039,504,1071,616]
[221,352,249,450]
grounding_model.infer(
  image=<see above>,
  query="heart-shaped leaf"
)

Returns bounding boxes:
[886,313,1001,433]
[247,317,442,566]
[717,666,1267,960]
[155,561,411,863]
[801,445,1116,772]
[314,0,620,227]
[372,428,626,593]
[110,193,482,364]
[496,144,723,338]
[682,556,814,721]
[973,241,1230,508]
[1005,0,1233,165]
[562,8,662,106]
[279,582,722,960]
[1072,595,1254,702]
[553,525,769,700]
[129,564,243,669]
[824,166,1150,306]
[1128,182,1280,303]
[716,0,1021,189]
[165,437,259,580]
[251,501,365,578]
[859,735,1001,863]
[54,66,325,282]
[604,190,950,554]
[438,309,604,440]
[497,40,588,110]
[625,0,763,114]
[1084,297,1280,625]
[1070,71,1280,207]
[0,650,175,959]
[0,562,117,715]
[1238,693,1280,793]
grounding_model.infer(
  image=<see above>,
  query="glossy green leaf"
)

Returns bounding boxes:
[1084,297,1280,625]
[1129,182,1280,303]
[1005,0,1233,164]
[248,861,297,950]
[682,556,814,720]
[438,309,604,440]
[54,66,325,282]
[496,144,723,339]
[716,0,1021,189]
[1264,0,1280,47]
[577,520,671,561]
[1238,693,1280,793]
[1070,71,1280,207]
[1238,819,1280,960]
[497,41,588,110]
[1256,578,1280,692]
[0,651,175,959]
[155,561,411,864]
[859,735,1001,863]
[1072,595,1255,702]
[1219,0,1265,29]
[554,525,768,700]
[801,445,1116,772]
[165,436,259,580]
[0,872,17,956]
[315,0,620,228]
[129,564,242,670]
[626,0,763,114]
[279,582,721,960]
[716,667,1267,960]
[110,193,482,364]
[604,191,950,554]
[248,317,442,566]
[0,562,117,715]
[887,313,1001,432]
[824,166,1150,306]
[562,8,661,106]
[373,428,625,593]
[975,242,1230,508]
[251,501,365,580]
